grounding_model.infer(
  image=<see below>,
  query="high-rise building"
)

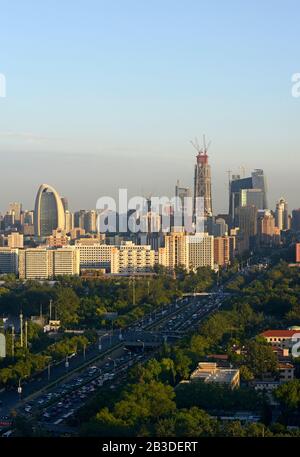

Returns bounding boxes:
[75,241,114,271]
[162,231,189,270]
[74,210,86,229]
[65,210,74,233]
[61,197,69,211]
[236,205,258,253]
[110,241,156,274]
[175,180,192,228]
[251,169,268,209]
[8,202,22,222]
[160,231,214,271]
[187,233,214,271]
[84,210,97,233]
[212,218,228,237]
[292,209,300,232]
[19,247,79,279]
[214,236,236,267]
[296,243,300,263]
[229,170,267,226]
[52,247,80,277]
[257,210,280,246]
[275,198,289,231]
[240,188,264,209]
[19,248,52,279]
[0,248,19,274]
[7,232,24,248]
[34,184,65,236]
[193,141,212,220]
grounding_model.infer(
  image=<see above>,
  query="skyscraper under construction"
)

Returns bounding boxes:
[192,137,213,221]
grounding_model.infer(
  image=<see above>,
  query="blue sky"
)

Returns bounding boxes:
[0,0,300,213]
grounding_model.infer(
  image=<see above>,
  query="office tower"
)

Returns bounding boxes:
[65,210,74,233]
[212,218,228,237]
[34,184,65,236]
[7,233,24,248]
[214,236,236,266]
[275,198,289,230]
[8,202,22,222]
[110,242,156,274]
[175,180,192,206]
[74,210,86,229]
[251,169,268,209]
[193,139,213,220]
[292,209,300,231]
[61,197,68,211]
[84,210,97,233]
[3,213,15,230]
[187,233,214,271]
[22,210,34,225]
[229,170,267,226]
[240,188,264,209]
[237,205,258,253]
[0,248,19,274]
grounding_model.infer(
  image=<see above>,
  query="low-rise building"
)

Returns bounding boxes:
[189,362,240,389]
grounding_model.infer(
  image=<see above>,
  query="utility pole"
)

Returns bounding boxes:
[20,312,23,348]
[25,320,28,349]
[132,276,136,306]
[11,326,15,359]
[49,299,52,320]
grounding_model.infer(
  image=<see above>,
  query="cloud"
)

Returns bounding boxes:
[0,131,50,142]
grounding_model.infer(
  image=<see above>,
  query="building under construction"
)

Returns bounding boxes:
[192,137,213,221]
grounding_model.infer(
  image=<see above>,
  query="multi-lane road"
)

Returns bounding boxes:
[0,287,228,434]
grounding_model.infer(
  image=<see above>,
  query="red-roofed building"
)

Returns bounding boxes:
[260,330,300,353]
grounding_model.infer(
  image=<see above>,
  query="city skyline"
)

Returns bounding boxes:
[1,1,300,213]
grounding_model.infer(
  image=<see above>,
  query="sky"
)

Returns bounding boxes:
[1,0,300,214]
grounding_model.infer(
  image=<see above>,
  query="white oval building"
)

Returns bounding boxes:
[34,184,65,236]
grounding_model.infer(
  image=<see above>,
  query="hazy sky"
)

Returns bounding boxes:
[1,0,300,214]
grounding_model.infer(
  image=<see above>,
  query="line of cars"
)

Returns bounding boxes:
[20,350,144,428]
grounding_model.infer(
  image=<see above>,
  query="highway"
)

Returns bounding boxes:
[0,288,228,434]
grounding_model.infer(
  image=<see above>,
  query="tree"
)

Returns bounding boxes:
[274,380,300,411]
[114,381,176,426]
[54,287,80,325]
[245,340,277,378]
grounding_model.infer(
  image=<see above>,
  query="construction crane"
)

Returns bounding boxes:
[190,135,211,155]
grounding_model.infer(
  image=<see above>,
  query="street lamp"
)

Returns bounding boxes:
[137,339,145,353]
[17,378,22,401]
[108,357,117,371]
[123,347,132,359]
[47,362,51,381]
